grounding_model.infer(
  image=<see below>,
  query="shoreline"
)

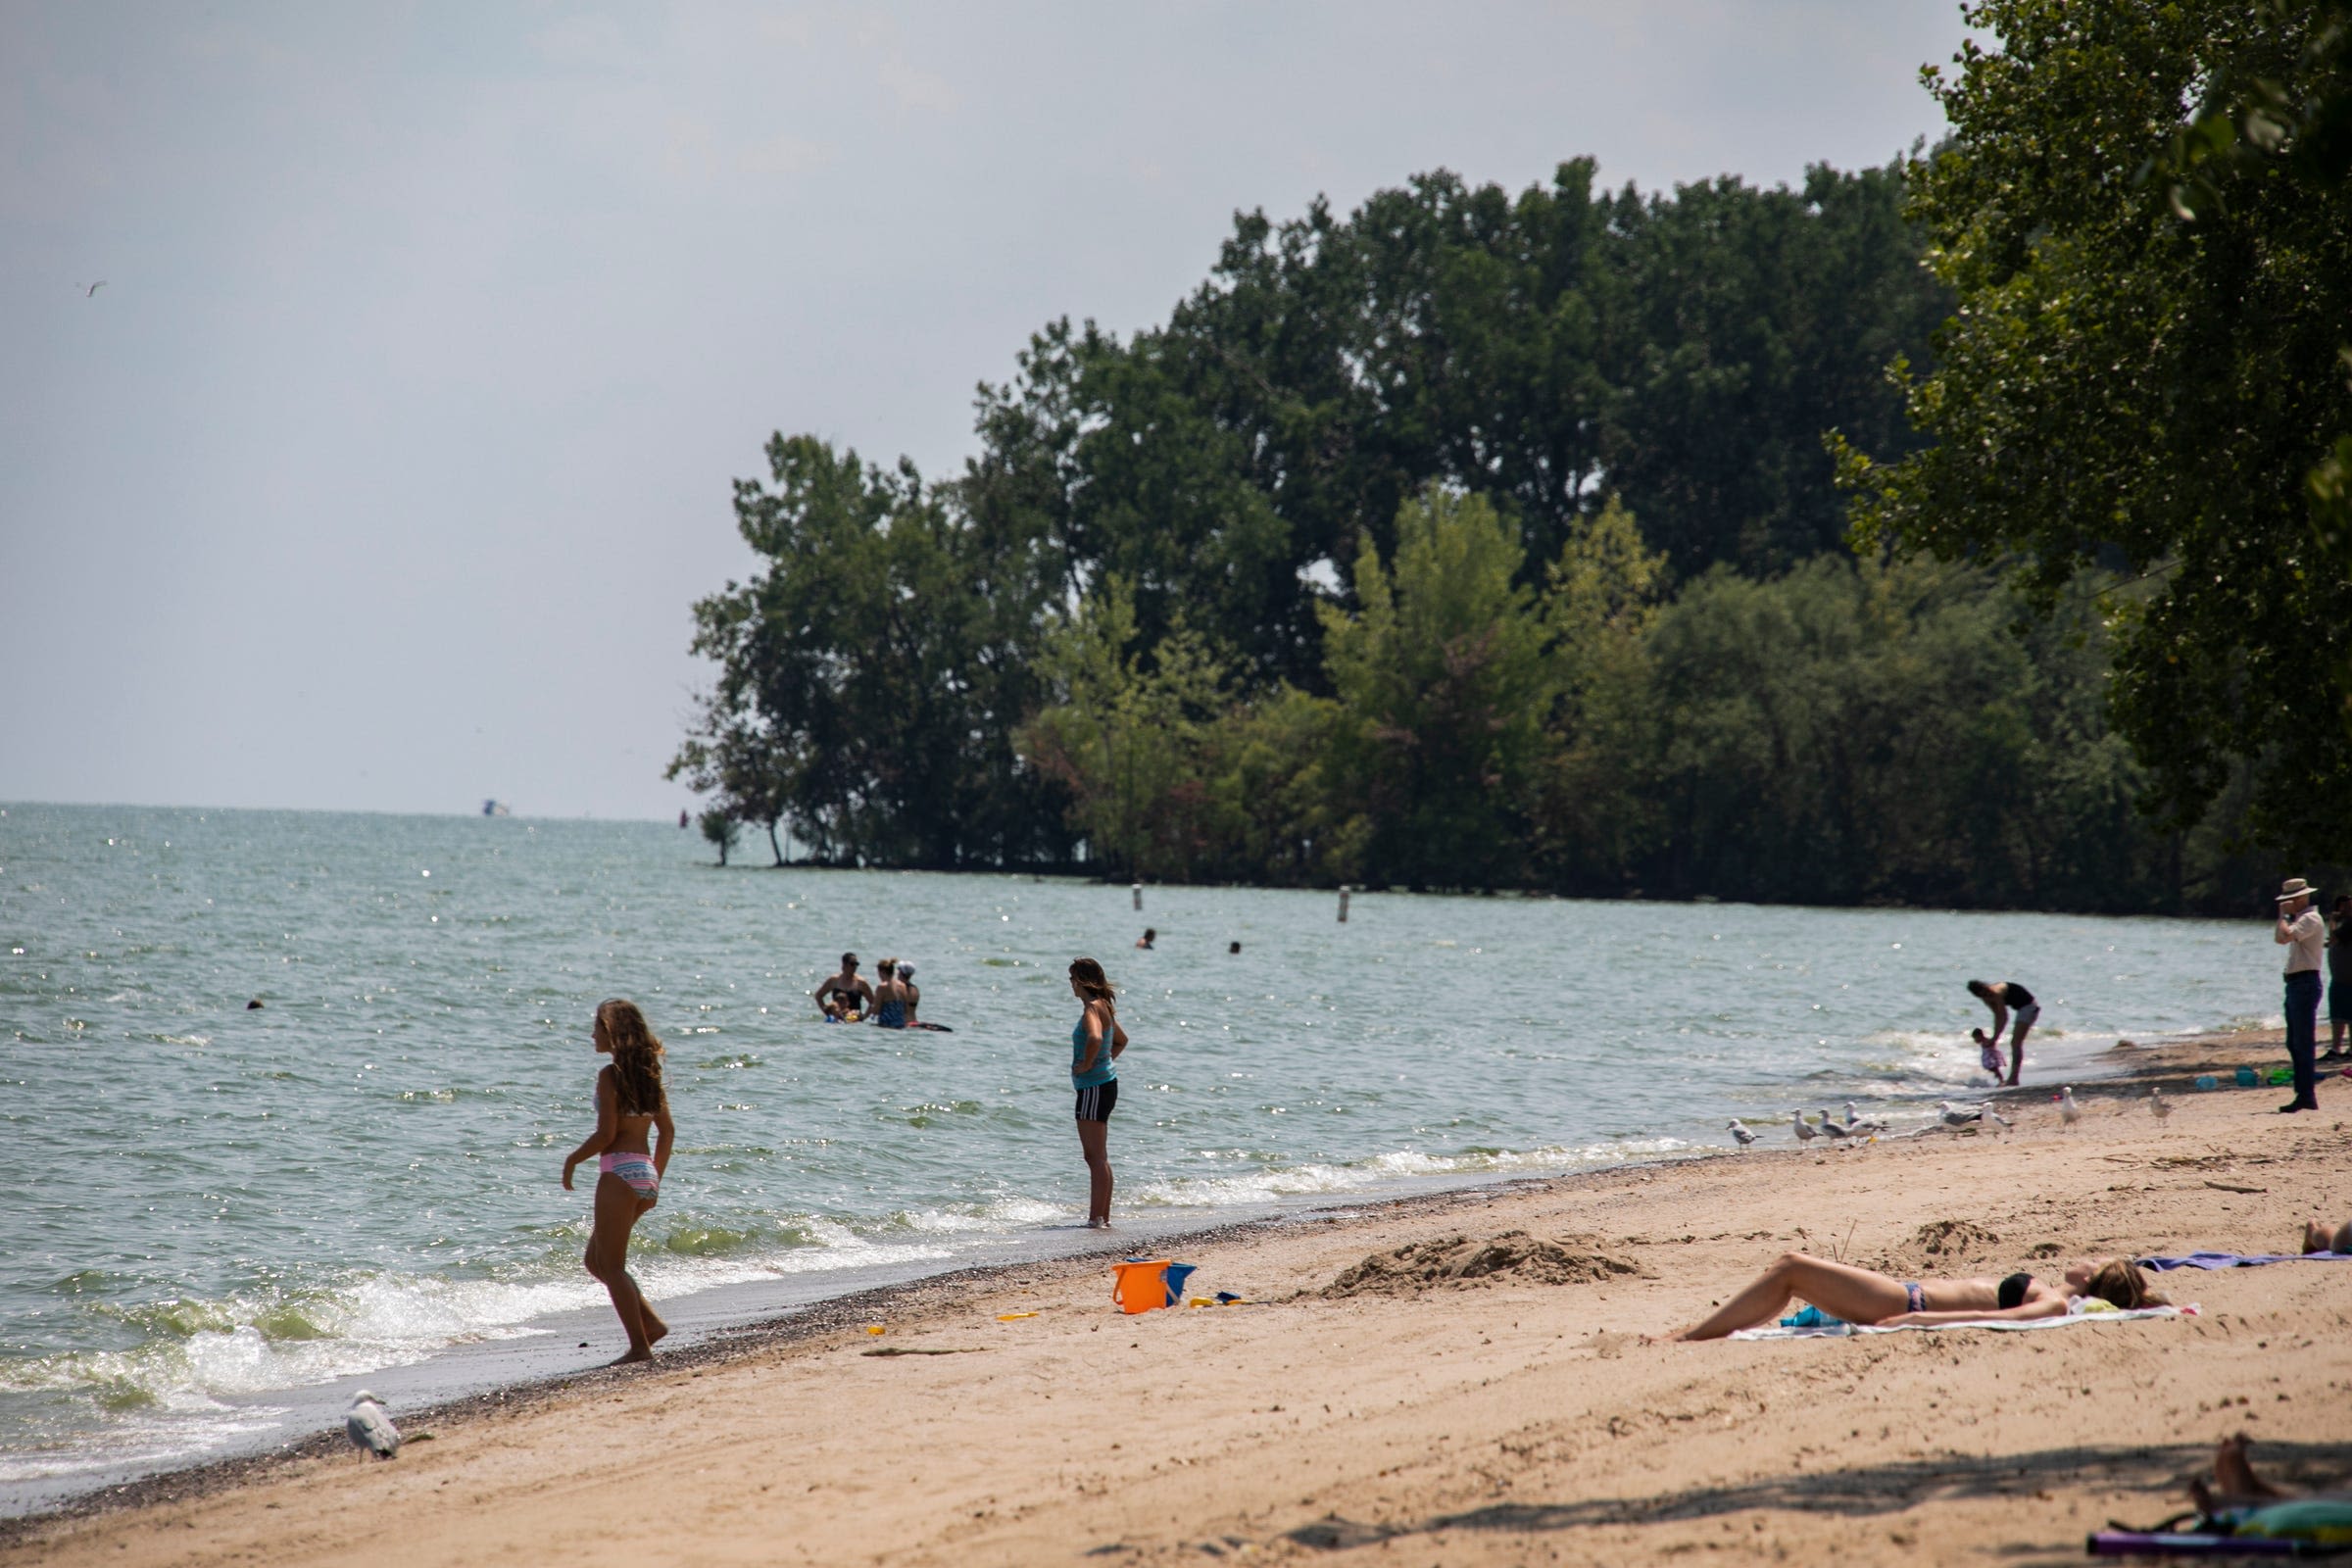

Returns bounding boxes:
[2,1024,2298,1547]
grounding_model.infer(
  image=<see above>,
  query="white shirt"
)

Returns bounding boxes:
[2283,907,2325,974]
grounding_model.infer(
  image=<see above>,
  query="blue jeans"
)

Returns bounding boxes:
[2284,969,2323,1106]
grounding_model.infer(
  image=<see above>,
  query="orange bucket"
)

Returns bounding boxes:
[1111,1258,1172,1315]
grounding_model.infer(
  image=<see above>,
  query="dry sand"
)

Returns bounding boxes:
[9,1032,2350,1567]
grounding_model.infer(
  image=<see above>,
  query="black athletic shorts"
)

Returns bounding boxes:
[1074,1079,1118,1122]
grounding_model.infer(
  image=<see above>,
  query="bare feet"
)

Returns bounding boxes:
[2191,1433,2293,1514]
[643,1306,670,1347]
[2307,1218,2333,1255]
[612,1347,655,1365]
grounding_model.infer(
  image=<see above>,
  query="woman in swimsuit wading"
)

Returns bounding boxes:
[561,999,676,1362]
[1967,979,2039,1086]
[1658,1251,2162,1341]
[1068,957,1128,1229]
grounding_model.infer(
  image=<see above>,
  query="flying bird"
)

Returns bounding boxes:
[2149,1086,2172,1121]
[1791,1111,1818,1144]
[78,280,106,297]
[1727,1118,1756,1148]
[345,1390,401,1459]
[2058,1086,2082,1127]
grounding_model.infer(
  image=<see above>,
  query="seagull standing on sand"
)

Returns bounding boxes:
[1841,1101,1887,1135]
[2149,1086,2173,1121]
[2059,1086,2082,1127]
[345,1391,400,1459]
[1791,1111,1818,1144]
[1937,1101,1984,1130]
[1728,1118,1756,1148]
[1815,1107,1851,1141]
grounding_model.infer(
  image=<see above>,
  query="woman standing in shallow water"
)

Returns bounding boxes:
[561,999,675,1362]
[1068,957,1128,1229]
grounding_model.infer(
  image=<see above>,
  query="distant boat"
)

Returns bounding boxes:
[482,800,510,817]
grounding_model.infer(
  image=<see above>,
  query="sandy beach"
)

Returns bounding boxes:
[9,1030,2348,1568]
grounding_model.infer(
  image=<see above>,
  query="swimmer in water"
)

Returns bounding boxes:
[814,953,872,1021]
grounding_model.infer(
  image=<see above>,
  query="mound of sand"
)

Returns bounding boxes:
[1910,1218,2000,1257]
[1320,1231,1647,1298]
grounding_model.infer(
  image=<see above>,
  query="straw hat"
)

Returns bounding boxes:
[2278,876,2319,903]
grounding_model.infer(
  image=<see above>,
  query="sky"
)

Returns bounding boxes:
[1,1,1978,821]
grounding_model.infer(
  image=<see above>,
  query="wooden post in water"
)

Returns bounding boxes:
[1132,881,1143,911]
[1338,886,1350,923]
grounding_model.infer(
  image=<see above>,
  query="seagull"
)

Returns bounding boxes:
[345,1390,401,1459]
[1815,1107,1851,1140]
[78,280,106,297]
[1727,1118,1756,1148]
[2059,1086,2082,1127]
[2149,1086,2172,1121]
[1937,1100,1985,1129]
[1791,1111,1818,1144]
[1841,1101,1887,1135]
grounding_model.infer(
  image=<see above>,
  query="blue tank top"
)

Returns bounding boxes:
[1071,1011,1115,1088]
[874,994,906,1028]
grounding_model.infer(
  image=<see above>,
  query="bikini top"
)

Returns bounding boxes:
[1997,1271,2034,1310]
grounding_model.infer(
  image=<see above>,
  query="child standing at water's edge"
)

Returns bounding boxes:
[561,999,675,1362]
[1069,957,1128,1229]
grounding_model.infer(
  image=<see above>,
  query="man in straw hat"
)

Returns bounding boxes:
[2274,877,2326,1112]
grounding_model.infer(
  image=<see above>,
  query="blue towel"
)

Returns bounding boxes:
[2136,1250,2352,1272]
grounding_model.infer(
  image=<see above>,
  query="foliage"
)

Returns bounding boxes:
[697,807,742,867]
[1835,0,2352,861]
[666,434,1069,869]
[969,160,1946,687]
[671,132,2328,908]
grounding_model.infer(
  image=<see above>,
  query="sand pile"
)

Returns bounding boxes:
[1320,1230,1647,1298]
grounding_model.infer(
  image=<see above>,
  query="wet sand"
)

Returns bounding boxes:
[9,1029,2350,1567]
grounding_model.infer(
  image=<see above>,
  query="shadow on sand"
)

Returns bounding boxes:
[1285,1439,2352,1553]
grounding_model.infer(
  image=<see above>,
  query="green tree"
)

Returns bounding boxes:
[671,433,1069,869]
[1018,581,1235,880]
[1319,487,1557,888]
[1836,0,2352,860]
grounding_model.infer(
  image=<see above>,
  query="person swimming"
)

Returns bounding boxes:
[871,958,908,1029]
[1656,1250,2162,1341]
[814,953,872,1021]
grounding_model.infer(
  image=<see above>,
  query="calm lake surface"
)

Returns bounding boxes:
[0,804,2281,1505]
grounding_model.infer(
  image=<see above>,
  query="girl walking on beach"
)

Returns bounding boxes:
[561,999,675,1362]
[1069,957,1128,1229]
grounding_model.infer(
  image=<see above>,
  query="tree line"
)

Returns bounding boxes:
[673,5,2351,911]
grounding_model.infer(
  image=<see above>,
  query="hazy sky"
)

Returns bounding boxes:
[2,2,1975,821]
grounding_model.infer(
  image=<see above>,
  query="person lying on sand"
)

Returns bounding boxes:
[1654,1250,2163,1341]
[2304,1217,2352,1254]
[2190,1433,2310,1514]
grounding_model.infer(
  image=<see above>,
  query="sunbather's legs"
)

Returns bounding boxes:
[2303,1217,2352,1254]
[1670,1252,1913,1341]
[2190,1433,2295,1515]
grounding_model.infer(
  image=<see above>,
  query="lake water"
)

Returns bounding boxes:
[0,803,2282,1510]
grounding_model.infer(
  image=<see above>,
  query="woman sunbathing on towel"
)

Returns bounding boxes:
[1657,1250,2163,1341]
[2302,1217,2352,1254]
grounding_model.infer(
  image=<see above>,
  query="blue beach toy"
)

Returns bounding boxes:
[1161,1263,1198,1305]
[2235,1065,2260,1087]
[2195,1074,2218,1091]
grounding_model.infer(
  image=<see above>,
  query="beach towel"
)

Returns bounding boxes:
[1732,1303,2195,1340]
[2138,1251,2352,1272]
